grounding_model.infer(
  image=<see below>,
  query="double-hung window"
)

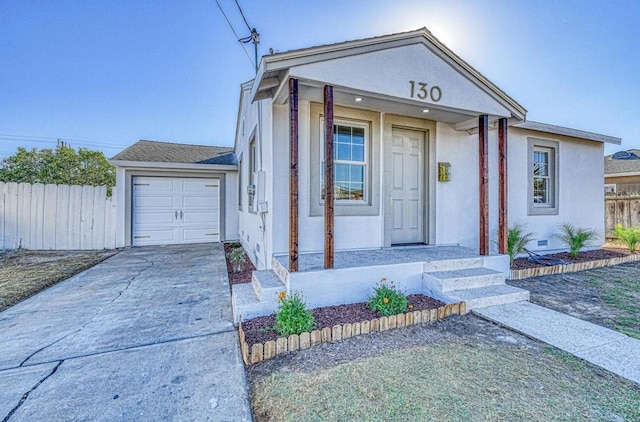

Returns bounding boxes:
[321,121,368,202]
[533,148,551,205]
[528,138,558,215]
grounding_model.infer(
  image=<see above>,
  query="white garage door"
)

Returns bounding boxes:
[132,176,220,246]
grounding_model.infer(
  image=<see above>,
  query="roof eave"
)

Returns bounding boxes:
[514,121,621,144]
[109,160,238,171]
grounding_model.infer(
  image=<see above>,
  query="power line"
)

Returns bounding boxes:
[214,0,255,69]
[234,0,252,32]
[0,135,123,150]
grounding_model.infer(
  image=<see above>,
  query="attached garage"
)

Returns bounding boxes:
[110,140,239,248]
[132,176,220,246]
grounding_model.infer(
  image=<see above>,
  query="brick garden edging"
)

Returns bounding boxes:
[238,301,466,365]
[510,253,640,280]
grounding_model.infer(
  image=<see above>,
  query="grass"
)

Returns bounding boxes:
[0,250,116,311]
[600,276,640,339]
[251,342,640,422]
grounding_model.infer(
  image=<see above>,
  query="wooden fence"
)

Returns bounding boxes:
[0,182,117,250]
[605,193,640,239]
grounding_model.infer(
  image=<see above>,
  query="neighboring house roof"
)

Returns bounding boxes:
[111,140,237,166]
[605,149,640,176]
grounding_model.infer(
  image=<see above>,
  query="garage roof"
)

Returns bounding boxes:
[111,140,236,165]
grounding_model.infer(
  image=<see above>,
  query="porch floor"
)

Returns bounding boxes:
[274,245,481,272]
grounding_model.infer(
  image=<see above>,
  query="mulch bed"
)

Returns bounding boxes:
[242,294,445,347]
[224,242,256,285]
[511,248,631,270]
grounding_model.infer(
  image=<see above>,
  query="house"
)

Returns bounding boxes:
[604,150,640,194]
[110,140,238,247]
[111,28,621,321]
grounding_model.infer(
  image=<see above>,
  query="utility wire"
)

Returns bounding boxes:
[234,0,252,32]
[214,0,255,69]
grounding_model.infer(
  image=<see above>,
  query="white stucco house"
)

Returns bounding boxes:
[112,28,620,321]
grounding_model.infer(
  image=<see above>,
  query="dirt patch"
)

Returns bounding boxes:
[512,247,630,270]
[242,294,445,346]
[0,249,118,311]
[223,242,256,285]
[248,315,640,421]
[509,262,640,339]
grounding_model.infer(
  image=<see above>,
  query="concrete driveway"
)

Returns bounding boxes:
[0,244,252,421]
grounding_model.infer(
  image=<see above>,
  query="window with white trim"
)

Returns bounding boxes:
[321,121,368,202]
[528,138,559,215]
[533,148,551,205]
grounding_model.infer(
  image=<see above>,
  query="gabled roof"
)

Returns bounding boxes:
[605,149,640,175]
[111,140,236,166]
[251,27,527,120]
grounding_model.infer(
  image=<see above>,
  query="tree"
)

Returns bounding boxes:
[0,146,116,192]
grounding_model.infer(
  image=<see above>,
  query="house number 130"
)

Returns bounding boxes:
[409,80,442,102]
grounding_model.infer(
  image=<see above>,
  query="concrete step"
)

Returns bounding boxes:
[231,283,279,324]
[423,257,484,272]
[445,284,530,311]
[423,267,504,292]
[252,270,286,302]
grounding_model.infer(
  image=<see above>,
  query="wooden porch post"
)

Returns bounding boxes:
[289,78,299,272]
[324,85,334,269]
[479,114,489,256]
[498,118,508,255]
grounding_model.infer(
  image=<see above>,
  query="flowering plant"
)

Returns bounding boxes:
[274,291,316,336]
[367,278,407,317]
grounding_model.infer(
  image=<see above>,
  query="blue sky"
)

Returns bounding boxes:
[1,0,638,159]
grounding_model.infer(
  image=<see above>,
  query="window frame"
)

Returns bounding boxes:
[320,118,369,204]
[248,136,256,212]
[527,138,559,215]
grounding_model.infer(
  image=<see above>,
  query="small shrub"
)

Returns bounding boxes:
[555,223,598,258]
[507,224,535,266]
[612,224,640,253]
[368,278,407,317]
[226,247,246,272]
[226,241,241,248]
[274,291,316,337]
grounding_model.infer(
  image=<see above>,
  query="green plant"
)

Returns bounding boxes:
[507,224,535,266]
[612,224,640,253]
[226,241,241,248]
[555,222,598,258]
[226,247,246,272]
[368,278,407,317]
[274,291,316,337]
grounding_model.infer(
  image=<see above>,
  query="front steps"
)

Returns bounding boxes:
[422,266,529,312]
[231,249,529,324]
[231,270,285,323]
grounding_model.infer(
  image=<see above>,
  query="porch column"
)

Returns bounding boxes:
[324,85,335,269]
[479,114,489,256]
[498,118,508,254]
[289,78,299,272]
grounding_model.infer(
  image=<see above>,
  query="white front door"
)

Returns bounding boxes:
[391,128,425,244]
[132,177,220,246]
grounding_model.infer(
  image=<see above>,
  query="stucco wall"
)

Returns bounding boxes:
[508,127,605,252]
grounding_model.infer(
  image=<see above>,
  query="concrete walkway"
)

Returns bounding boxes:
[0,244,252,422]
[475,301,640,385]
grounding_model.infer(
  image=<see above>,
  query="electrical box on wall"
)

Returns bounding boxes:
[438,162,451,182]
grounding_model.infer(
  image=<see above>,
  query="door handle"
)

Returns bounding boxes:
[180,210,183,219]
[175,210,178,219]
